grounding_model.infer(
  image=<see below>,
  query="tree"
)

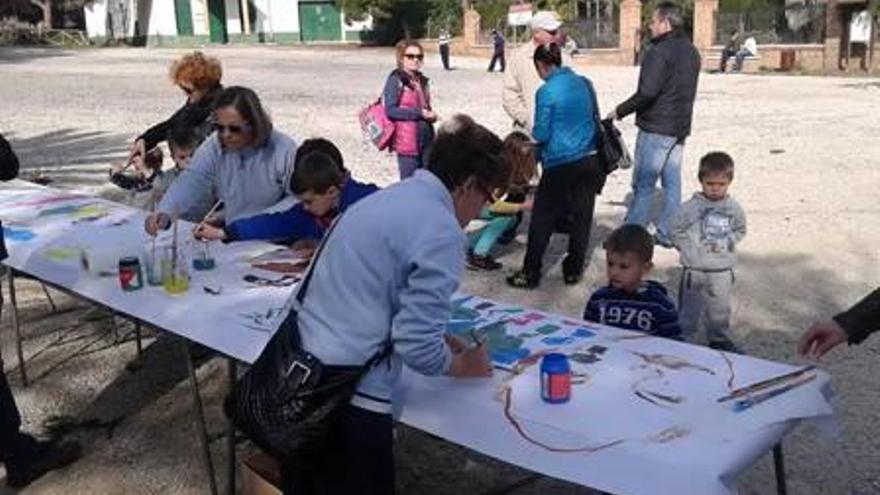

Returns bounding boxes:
[30,0,52,28]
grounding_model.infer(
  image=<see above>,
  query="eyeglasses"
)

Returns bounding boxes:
[180,85,195,95]
[544,29,559,36]
[404,53,424,61]
[211,122,251,134]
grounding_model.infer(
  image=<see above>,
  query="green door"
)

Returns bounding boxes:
[299,1,342,42]
[174,0,194,36]
[208,0,227,43]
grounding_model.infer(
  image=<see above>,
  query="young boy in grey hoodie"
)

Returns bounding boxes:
[671,152,746,352]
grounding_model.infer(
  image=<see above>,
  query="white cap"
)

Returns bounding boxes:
[530,11,562,32]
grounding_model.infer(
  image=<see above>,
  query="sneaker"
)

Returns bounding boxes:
[506,270,540,289]
[7,440,82,488]
[467,254,502,271]
[708,339,743,354]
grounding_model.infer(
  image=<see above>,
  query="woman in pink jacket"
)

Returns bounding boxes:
[383,40,437,179]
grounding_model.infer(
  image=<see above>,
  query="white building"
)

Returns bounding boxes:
[84,0,373,45]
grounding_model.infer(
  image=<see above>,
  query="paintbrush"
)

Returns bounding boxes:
[733,374,817,412]
[171,214,179,278]
[192,200,223,238]
[717,365,816,403]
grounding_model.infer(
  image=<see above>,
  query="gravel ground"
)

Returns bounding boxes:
[0,45,878,495]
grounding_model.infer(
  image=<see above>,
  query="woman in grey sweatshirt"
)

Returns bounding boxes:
[145,86,297,232]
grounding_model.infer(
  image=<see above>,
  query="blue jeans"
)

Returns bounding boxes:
[625,130,683,240]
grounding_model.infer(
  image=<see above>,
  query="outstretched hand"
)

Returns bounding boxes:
[798,320,848,359]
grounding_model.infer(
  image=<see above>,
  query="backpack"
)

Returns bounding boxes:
[359,97,395,151]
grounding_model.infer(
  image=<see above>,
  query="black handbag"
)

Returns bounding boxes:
[224,220,391,459]
[583,78,632,174]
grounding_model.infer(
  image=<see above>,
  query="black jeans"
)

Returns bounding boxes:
[488,52,505,72]
[0,362,38,468]
[439,44,450,70]
[522,156,603,279]
[281,405,394,495]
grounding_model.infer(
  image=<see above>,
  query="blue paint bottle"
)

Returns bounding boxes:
[540,353,571,404]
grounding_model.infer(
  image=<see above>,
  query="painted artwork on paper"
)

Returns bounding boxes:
[446,294,601,367]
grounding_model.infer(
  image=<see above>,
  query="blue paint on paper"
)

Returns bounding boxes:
[572,328,596,339]
[491,348,530,365]
[541,336,574,346]
[2,226,36,242]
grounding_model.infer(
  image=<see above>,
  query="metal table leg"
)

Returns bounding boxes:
[182,340,219,495]
[773,443,788,495]
[226,358,236,495]
[134,321,142,356]
[7,269,27,386]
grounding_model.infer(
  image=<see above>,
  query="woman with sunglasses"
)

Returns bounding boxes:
[383,40,437,180]
[144,86,298,233]
[507,43,603,289]
[127,51,223,168]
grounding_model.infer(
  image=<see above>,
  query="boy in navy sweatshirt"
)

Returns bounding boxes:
[194,139,378,245]
[583,224,683,339]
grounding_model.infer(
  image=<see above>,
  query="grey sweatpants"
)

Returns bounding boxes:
[678,268,735,344]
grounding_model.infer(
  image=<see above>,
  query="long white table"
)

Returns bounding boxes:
[0,181,835,495]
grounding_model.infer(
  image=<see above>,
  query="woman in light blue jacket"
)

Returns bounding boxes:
[507,43,605,289]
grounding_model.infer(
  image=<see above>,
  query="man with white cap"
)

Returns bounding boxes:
[502,10,571,132]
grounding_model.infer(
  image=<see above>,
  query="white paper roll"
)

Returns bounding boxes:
[81,245,139,277]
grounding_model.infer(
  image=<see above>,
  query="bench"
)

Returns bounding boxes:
[705,52,761,74]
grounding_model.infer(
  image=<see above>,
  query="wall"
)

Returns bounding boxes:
[225,0,242,35]
[192,0,209,36]
[84,0,108,39]
[145,0,178,36]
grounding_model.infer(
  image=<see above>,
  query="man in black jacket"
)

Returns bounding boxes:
[799,288,880,358]
[609,2,700,247]
[0,133,81,487]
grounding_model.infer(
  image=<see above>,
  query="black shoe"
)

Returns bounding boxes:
[506,270,540,289]
[7,440,82,488]
[708,339,743,354]
[467,254,502,271]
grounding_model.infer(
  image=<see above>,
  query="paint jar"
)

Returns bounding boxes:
[192,241,216,271]
[161,246,189,294]
[118,257,143,291]
[540,353,571,404]
[143,245,163,286]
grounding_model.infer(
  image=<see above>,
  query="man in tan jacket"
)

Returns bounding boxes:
[502,11,571,132]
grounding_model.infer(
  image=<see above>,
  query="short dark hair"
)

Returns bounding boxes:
[603,224,654,262]
[533,43,563,68]
[698,151,735,180]
[295,138,345,174]
[167,124,203,153]
[654,2,684,30]
[291,151,345,196]
[428,114,511,195]
[214,86,273,147]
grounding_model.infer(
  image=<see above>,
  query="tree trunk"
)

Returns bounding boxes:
[30,0,51,28]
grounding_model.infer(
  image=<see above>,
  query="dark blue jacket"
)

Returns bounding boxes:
[583,281,683,340]
[533,67,597,169]
[224,177,379,243]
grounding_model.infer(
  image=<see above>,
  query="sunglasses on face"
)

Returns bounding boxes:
[180,85,195,95]
[404,53,424,61]
[211,122,251,134]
